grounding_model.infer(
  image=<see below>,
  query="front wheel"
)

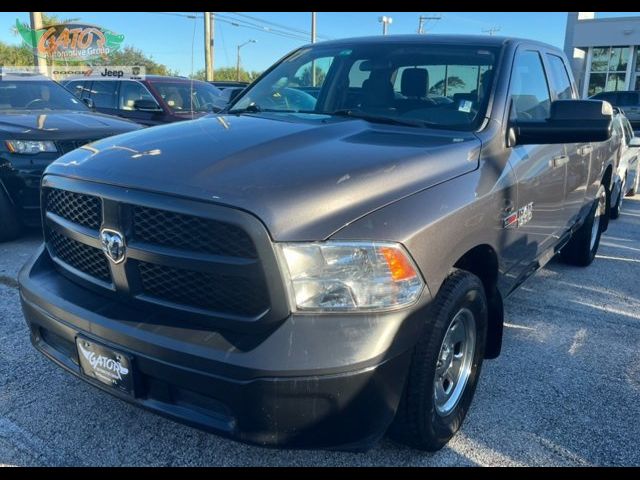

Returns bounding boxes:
[560,184,607,266]
[389,269,487,451]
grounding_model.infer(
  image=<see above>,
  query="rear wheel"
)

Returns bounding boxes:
[560,184,606,266]
[0,186,21,242]
[389,269,487,451]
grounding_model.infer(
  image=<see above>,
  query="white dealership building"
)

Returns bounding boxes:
[564,12,640,98]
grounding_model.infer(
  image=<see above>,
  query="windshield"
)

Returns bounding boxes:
[0,79,89,112]
[230,42,499,130]
[152,81,225,113]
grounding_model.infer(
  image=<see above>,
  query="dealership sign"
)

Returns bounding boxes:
[16,19,125,61]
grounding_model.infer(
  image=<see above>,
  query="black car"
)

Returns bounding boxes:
[0,77,142,241]
[63,76,227,127]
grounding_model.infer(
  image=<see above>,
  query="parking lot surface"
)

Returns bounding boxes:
[1,197,640,466]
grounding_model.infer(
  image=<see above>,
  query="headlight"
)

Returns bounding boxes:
[279,241,424,312]
[5,140,57,154]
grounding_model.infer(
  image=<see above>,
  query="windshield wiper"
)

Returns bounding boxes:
[327,109,429,128]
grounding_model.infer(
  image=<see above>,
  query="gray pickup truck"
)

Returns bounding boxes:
[19,35,615,452]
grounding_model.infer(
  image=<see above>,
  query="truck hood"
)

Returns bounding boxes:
[45,114,481,240]
[0,110,141,139]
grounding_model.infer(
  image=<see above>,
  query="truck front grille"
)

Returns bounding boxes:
[41,180,284,328]
[132,205,257,258]
[56,139,96,155]
[48,230,111,282]
[46,188,101,230]
[138,262,268,316]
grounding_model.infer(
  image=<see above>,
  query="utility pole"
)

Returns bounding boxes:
[29,12,48,75]
[311,12,317,87]
[482,26,501,36]
[378,16,393,35]
[204,12,214,81]
[236,39,256,82]
[418,14,442,34]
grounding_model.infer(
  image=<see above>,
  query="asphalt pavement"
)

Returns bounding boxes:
[1,197,639,466]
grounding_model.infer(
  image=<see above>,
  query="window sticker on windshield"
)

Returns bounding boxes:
[459,100,473,113]
[339,49,352,56]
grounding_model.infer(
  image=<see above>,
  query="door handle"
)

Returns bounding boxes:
[550,155,569,168]
[577,145,593,156]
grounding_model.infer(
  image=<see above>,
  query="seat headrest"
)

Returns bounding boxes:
[401,68,429,98]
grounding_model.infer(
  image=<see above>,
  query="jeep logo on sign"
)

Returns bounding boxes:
[100,229,126,264]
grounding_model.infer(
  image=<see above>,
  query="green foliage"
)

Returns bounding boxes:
[191,67,262,82]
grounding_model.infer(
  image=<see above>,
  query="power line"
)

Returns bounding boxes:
[228,12,332,40]
[215,13,310,41]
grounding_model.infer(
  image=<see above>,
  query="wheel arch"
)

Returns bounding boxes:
[453,244,503,359]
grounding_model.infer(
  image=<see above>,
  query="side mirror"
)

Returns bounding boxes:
[133,99,162,112]
[82,97,95,110]
[629,137,640,148]
[510,100,613,146]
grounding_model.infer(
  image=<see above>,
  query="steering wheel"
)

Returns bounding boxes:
[262,87,317,111]
[25,98,48,109]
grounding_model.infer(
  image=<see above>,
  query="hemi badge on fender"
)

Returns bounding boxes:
[503,202,533,229]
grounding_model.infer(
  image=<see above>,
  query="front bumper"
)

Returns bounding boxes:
[19,245,431,450]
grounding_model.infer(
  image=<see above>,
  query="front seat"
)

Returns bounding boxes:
[360,70,395,112]
[398,67,432,112]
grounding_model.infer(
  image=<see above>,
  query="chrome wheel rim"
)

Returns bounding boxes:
[590,189,606,251]
[434,308,476,416]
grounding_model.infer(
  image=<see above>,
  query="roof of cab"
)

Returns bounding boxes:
[303,34,558,51]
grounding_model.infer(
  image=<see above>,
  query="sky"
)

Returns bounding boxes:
[2,12,640,75]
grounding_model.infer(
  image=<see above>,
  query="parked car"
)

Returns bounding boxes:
[609,110,640,218]
[63,75,227,127]
[0,75,142,242]
[20,35,615,452]
[591,90,640,128]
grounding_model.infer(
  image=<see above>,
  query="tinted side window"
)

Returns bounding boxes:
[545,54,574,100]
[593,91,618,104]
[617,92,640,106]
[119,81,157,110]
[510,50,551,121]
[89,81,118,109]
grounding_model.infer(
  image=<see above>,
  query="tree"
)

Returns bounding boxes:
[299,65,325,87]
[190,67,261,82]
[429,76,466,96]
[101,46,177,76]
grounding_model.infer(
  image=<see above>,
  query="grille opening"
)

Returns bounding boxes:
[46,188,102,230]
[48,230,111,282]
[132,205,257,258]
[138,262,268,316]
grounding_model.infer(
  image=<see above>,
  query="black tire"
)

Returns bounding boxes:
[560,184,606,267]
[0,186,21,242]
[389,269,488,451]
[610,178,624,220]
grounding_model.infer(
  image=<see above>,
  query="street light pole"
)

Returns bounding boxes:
[236,40,256,82]
[311,12,317,87]
[378,16,393,35]
[204,12,214,81]
[29,12,48,75]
